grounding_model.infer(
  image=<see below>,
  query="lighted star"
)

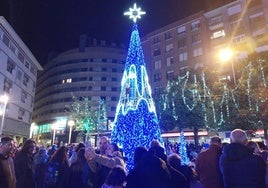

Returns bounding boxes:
[124,3,146,23]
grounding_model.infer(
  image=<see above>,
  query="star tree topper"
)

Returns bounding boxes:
[124,3,146,23]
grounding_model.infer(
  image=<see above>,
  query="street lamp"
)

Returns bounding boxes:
[218,48,237,85]
[67,119,75,144]
[30,122,38,139]
[51,123,58,145]
[0,94,9,137]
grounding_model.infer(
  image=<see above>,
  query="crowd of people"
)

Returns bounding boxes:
[0,128,267,188]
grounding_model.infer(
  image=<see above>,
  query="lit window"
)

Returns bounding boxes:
[167,57,174,66]
[66,78,72,83]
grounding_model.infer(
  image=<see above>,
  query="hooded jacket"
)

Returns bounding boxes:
[220,143,266,188]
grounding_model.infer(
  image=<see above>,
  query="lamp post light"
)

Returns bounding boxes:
[51,123,58,145]
[219,48,237,86]
[0,95,9,137]
[30,122,38,139]
[67,120,75,144]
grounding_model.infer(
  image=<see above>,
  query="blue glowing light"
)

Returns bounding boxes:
[111,24,162,170]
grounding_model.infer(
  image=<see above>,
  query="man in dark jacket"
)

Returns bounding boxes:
[196,136,224,188]
[14,139,36,188]
[220,129,266,188]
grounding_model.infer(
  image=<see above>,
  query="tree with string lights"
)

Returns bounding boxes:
[111,3,163,170]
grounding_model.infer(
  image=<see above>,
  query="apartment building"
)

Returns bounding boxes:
[142,0,268,96]
[0,17,43,143]
[32,37,126,143]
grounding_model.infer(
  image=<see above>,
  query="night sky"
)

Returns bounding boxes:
[0,0,235,65]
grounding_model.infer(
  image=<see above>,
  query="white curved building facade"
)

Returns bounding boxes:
[32,40,126,143]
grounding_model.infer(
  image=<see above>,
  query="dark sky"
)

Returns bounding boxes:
[0,0,234,65]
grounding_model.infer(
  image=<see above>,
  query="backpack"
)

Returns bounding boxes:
[44,161,60,185]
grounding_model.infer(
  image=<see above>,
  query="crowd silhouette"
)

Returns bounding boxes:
[0,129,267,188]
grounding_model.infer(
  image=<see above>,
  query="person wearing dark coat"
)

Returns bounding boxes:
[125,151,172,188]
[220,129,266,188]
[14,139,36,188]
[0,136,16,188]
[195,136,224,188]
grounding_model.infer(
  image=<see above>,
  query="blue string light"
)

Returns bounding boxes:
[111,23,162,170]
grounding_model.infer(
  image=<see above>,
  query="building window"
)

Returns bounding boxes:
[66,78,72,83]
[153,48,161,56]
[7,60,15,74]
[179,52,188,62]
[18,52,25,63]
[112,68,117,72]
[23,74,29,86]
[111,77,117,81]
[177,26,186,35]
[153,36,160,44]
[165,43,173,52]
[101,87,106,91]
[3,80,12,93]
[211,30,225,39]
[192,34,201,44]
[166,70,175,80]
[18,109,25,120]
[164,32,172,40]
[167,57,174,66]
[191,20,200,30]
[21,92,27,103]
[111,87,117,91]
[178,38,186,48]
[101,77,107,81]
[2,34,9,46]
[102,68,107,72]
[154,73,162,82]
[193,48,203,57]
[232,34,246,45]
[25,61,30,69]
[154,60,161,70]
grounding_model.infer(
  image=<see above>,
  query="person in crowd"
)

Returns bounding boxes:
[34,147,49,188]
[47,144,57,160]
[247,140,268,162]
[0,136,16,188]
[14,139,36,188]
[62,148,95,188]
[125,150,172,188]
[149,139,167,163]
[195,136,224,188]
[102,165,127,188]
[69,142,85,164]
[166,154,188,188]
[45,146,70,188]
[167,153,198,188]
[85,142,125,188]
[96,136,110,155]
[220,129,266,188]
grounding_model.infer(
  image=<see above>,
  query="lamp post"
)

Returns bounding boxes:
[67,120,75,144]
[51,123,58,145]
[30,122,38,139]
[0,95,9,137]
[219,48,237,85]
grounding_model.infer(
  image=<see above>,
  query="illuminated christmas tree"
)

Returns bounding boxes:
[179,131,190,165]
[111,3,163,169]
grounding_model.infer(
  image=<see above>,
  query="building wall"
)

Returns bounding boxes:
[32,40,126,143]
[142,0,268,96]
[0,16,43,142]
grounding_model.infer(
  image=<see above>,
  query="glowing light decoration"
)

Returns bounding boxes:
[112,6,162,170]
[179,131,190,165]
[124,3,146,23]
